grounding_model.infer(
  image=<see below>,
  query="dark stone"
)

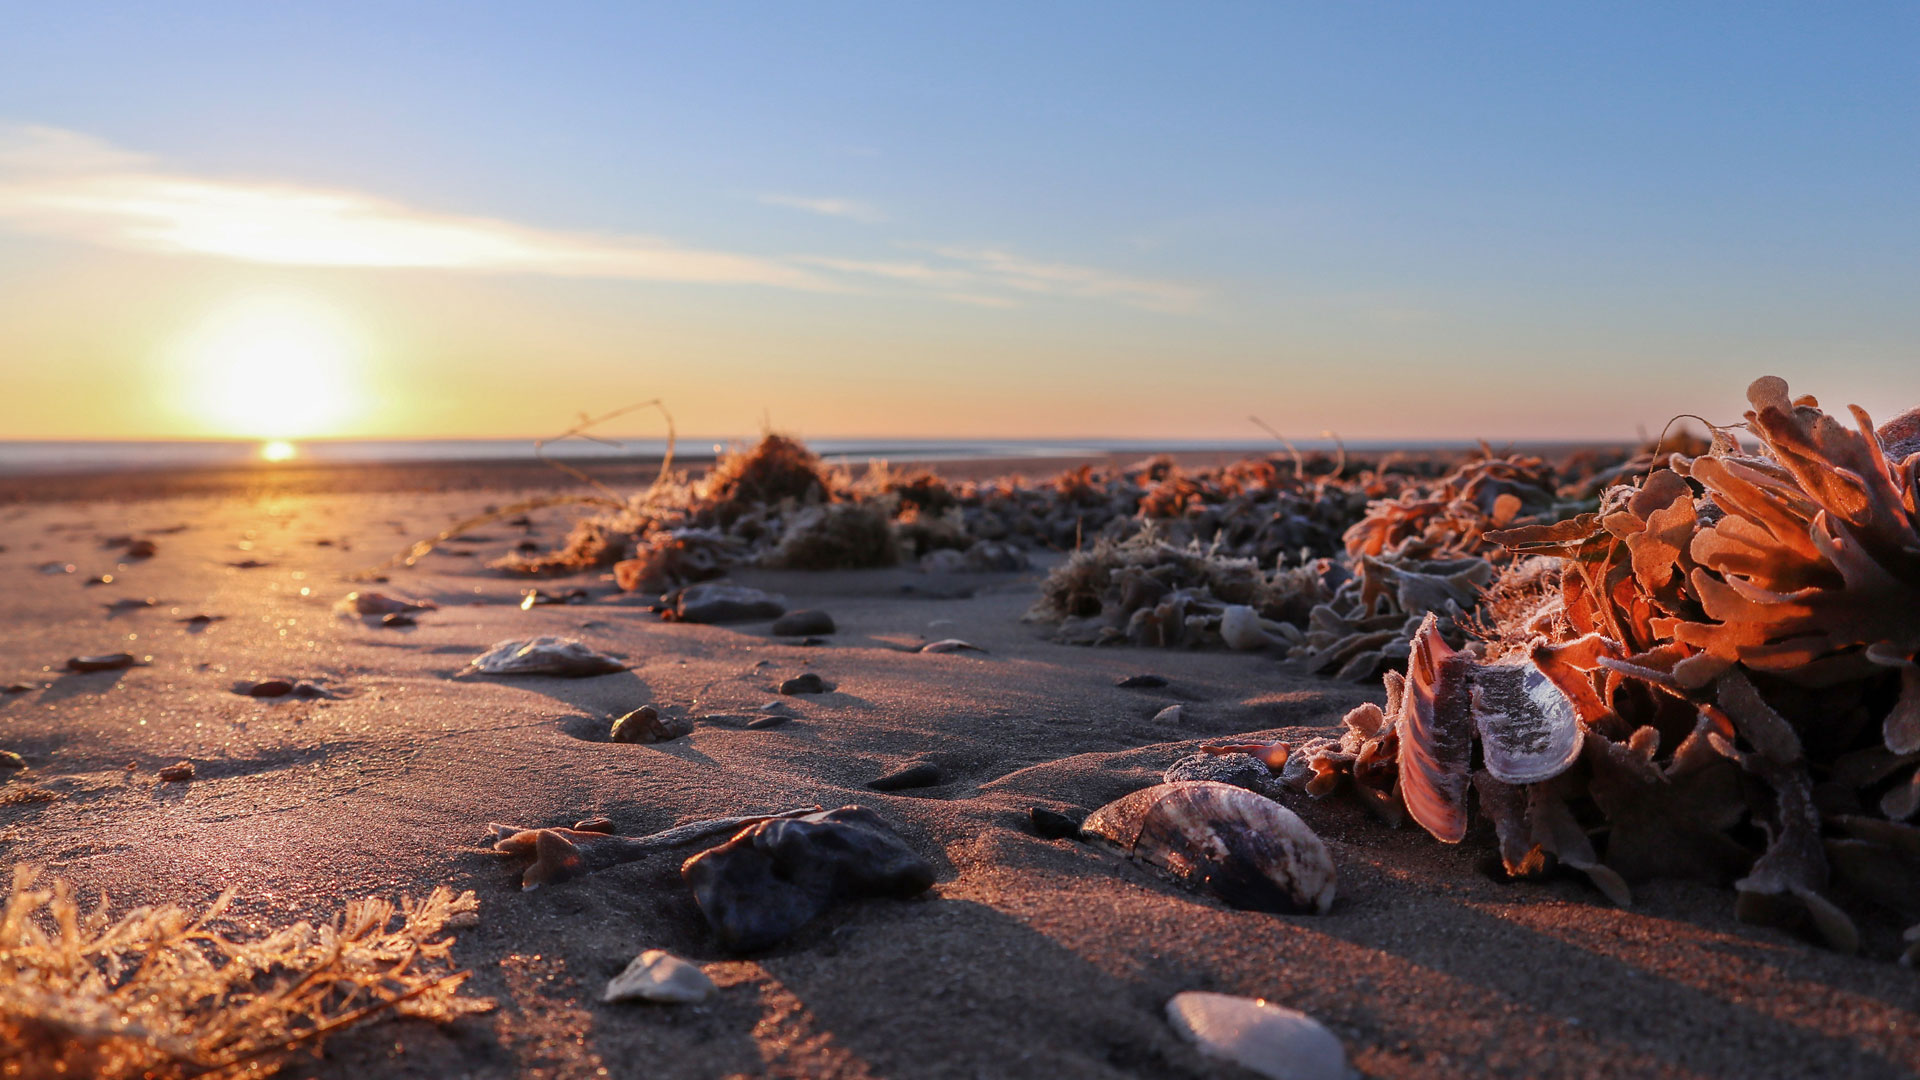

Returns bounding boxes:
[124,539,158,559]
[1116,674,1168,689]
[681,806,934,951]
[610,705,693,743]
[4,684,34,694]
[780,673,832,695]
[671,583,786,624]
[380,612,416,627]
[1029,807,1084,839]
[772,609,836,636]
[573,817,616,833]
[0,750,26,769]
[157,761,195,782]
[1164,752,1273,794]
[867,762,943,792]
[245,679,294,698]
[67,654,135,673]
[746,714,792,730]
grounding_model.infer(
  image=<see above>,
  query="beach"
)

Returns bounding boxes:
[3,459,1917,1080]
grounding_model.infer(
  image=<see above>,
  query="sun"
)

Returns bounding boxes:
[174,294,365,439]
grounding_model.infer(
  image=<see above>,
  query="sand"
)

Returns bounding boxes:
[2,467,1917,1079]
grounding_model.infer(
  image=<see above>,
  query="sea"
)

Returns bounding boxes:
[0,436,1459,475]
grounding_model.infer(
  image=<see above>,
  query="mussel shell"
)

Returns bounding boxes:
[1470,658,1582,785]
[1081,781,1336,915]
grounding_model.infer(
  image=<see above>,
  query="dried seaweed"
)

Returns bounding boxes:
[0,866,491,1079]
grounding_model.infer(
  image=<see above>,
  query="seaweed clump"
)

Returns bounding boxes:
[1278,377,1920,959]
[0,867,492,1079]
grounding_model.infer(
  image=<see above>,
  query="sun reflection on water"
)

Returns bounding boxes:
[261,440,297,463]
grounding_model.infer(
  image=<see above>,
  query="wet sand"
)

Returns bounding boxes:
[1,466,1915,1079]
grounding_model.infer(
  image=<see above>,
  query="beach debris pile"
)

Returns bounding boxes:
[1256,378,1920,956]
[0,866,491,1080]
[490,805,934,951]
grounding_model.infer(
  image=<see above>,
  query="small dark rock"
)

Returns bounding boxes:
[380,612,416,627]
[178,614,223,625]
[681,806,935,951]
[771,609,836,636]
[1116,674,1168,689]
[157,761,195,782]
[1029,807,1084,840]
[746,714,792,730]
[867,762,944,792]
[0,750,26,769]
[610,705,693,743]
[228,559,270,569]
[124,539,158,559]
[780,673,832,695]
[67,653,135,673]
[245,679,295,698]
[3,684,34,694]
[668,583,786,625]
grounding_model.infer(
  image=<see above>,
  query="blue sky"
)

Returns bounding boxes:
[0,3,1914,440]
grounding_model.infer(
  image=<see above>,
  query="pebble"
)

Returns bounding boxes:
[603,949,716,1004]
[380,612,416,627]
[867,762,943,791]
[746,714,791,730]
[67,653,136,673]
[1165,992,1349,1080]
[0,750,26,769]
[780,673,832,695]
[1153,704,1185,724]
[573,817,616,833]
[1029,807,1083,839]
[610,706,693,744]
[3,684,34,694]
[672,583,787,624]
[1116,674,1168,689]
[157,761,196,782]
[771,609,836,636]
[245,679,295,698]
[122,539,158,559]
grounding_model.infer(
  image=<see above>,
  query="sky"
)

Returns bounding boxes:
[0,3,1914,444]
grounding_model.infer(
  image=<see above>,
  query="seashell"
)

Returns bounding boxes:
[1469,657,1582,785]
[1153,704,1185,724]
[464,637,626,677]
[1080,781,1336,914]
[1395,614,1474,843]
[603,949,715,1004]
[1164,752,1272,793]
[681,806,934,951]
[1165,991,1349,1080]
[610,705,692,743]
[337,590,436,617]
[918,638,984,654]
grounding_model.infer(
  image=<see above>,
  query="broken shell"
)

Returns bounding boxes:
[918,638,984,654]
[610,705,692,743]
[1396,614,1474,843]
[157,761,195,782]
[1470,657,1582,786]
[1080,781,1336,914]
[603,949,715,1004]
[465,637,626,677]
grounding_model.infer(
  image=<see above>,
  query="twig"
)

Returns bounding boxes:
[1249,415,1305,478]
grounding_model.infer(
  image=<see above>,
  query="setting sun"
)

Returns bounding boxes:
[172,294,364,438]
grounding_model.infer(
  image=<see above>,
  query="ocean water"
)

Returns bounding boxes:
[0,437,1382,474]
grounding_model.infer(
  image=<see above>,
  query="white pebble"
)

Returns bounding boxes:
[603,949,716,1004]
[1166,991,1349,1080]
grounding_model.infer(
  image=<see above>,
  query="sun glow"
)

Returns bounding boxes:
[260,439,297,462]
[173,294,364,438]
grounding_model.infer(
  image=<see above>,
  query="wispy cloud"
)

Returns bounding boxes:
[0,125,1202,312]
[0,126,828,290]
[757,193,887,224]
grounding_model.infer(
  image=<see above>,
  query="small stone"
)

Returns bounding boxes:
[178,614,222,625]
[0,750,26,770]
[123,539,158,559]
[780,673,832,695]
[918,639,984,654]
[867,762,943,792]
[67,653,135,673]
[1116,674,1168,689]
[1165,991,1348,1080]
[746,714,791,730]
[3,684,33,694]
[573,817,616,833]
[1153,704,1185,724]
[670,583,786,624]
[1029,807,1083,839]
[380,612,416,627]
[157,761,195,782]
[602,949,716,1004]
[1164,752,1272,793]
[771,609,836,636]
[245,679,294,698]
[610,706,693,744]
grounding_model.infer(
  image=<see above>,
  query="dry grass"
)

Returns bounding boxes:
[0,866,493,1080]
